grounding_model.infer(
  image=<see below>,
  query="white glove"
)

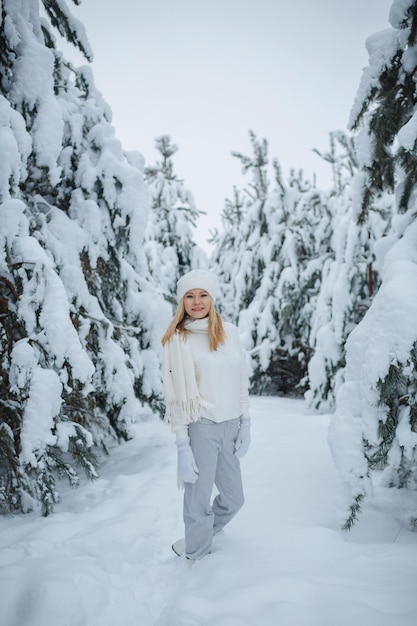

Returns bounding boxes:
[176,437,199,483]
[234,417,251,458]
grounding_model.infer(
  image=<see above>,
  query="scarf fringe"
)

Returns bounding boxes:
[164,396,206,424]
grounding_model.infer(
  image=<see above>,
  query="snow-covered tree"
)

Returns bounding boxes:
[329,0,417,529]
[306,132,391,412]
[0,0,170,515]
[212,132,271,324]
[213,131,271,321]
[213,132,332,394]
[210,186,246,321]
[243,168,331,395]
[143,135,206,303]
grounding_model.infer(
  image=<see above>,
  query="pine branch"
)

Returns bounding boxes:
[42,0,93,61]
[342,493,365,531]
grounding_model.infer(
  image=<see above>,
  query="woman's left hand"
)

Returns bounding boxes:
[234,417,251,458]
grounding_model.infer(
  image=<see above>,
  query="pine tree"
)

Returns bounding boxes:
[246,166,330,395]
[225,131,271,319]
[329,0,417,529]
[210,186,246,322]
[143,135,206,303]
[212,132,331,394]
[0,0,169,514]
[306,132,391,412]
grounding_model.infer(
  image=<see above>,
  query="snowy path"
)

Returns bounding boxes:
[1,397,417,626]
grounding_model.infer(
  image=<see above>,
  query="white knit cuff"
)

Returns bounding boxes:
[173,425,189,441]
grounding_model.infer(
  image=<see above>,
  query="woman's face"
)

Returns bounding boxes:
[183,289,211,319]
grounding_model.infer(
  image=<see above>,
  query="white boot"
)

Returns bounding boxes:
[171,538,186,557]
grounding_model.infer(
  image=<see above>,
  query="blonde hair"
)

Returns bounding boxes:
[161,297,226,351]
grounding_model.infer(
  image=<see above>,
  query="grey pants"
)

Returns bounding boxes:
[184,417,244,560]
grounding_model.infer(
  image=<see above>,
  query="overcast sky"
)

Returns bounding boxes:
[65,0,394,250]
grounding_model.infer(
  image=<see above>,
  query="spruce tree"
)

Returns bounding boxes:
[247,165,330,395]
[143,135,206,303]
[306,132,390,412]
[213,132,330,394]
[225,130,271,319]
[329,0,417,528]
[210,186,246,322]
[0,0,168,514]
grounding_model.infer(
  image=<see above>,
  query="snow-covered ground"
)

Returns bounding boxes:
[1,396,416,626]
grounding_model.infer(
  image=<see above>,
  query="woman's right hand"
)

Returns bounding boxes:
[176,437,199,483]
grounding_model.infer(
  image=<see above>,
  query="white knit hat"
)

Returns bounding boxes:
[177,269,218,302]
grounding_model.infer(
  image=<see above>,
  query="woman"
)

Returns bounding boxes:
[162,269,251,562]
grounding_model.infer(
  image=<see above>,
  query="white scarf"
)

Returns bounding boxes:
[163,317,208,423]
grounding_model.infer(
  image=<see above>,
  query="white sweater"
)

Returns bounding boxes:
[168,320,250,440]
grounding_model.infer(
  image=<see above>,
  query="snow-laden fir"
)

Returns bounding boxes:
[0,0,177,514]
[143,134,207,301]
[328,0,417,529]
